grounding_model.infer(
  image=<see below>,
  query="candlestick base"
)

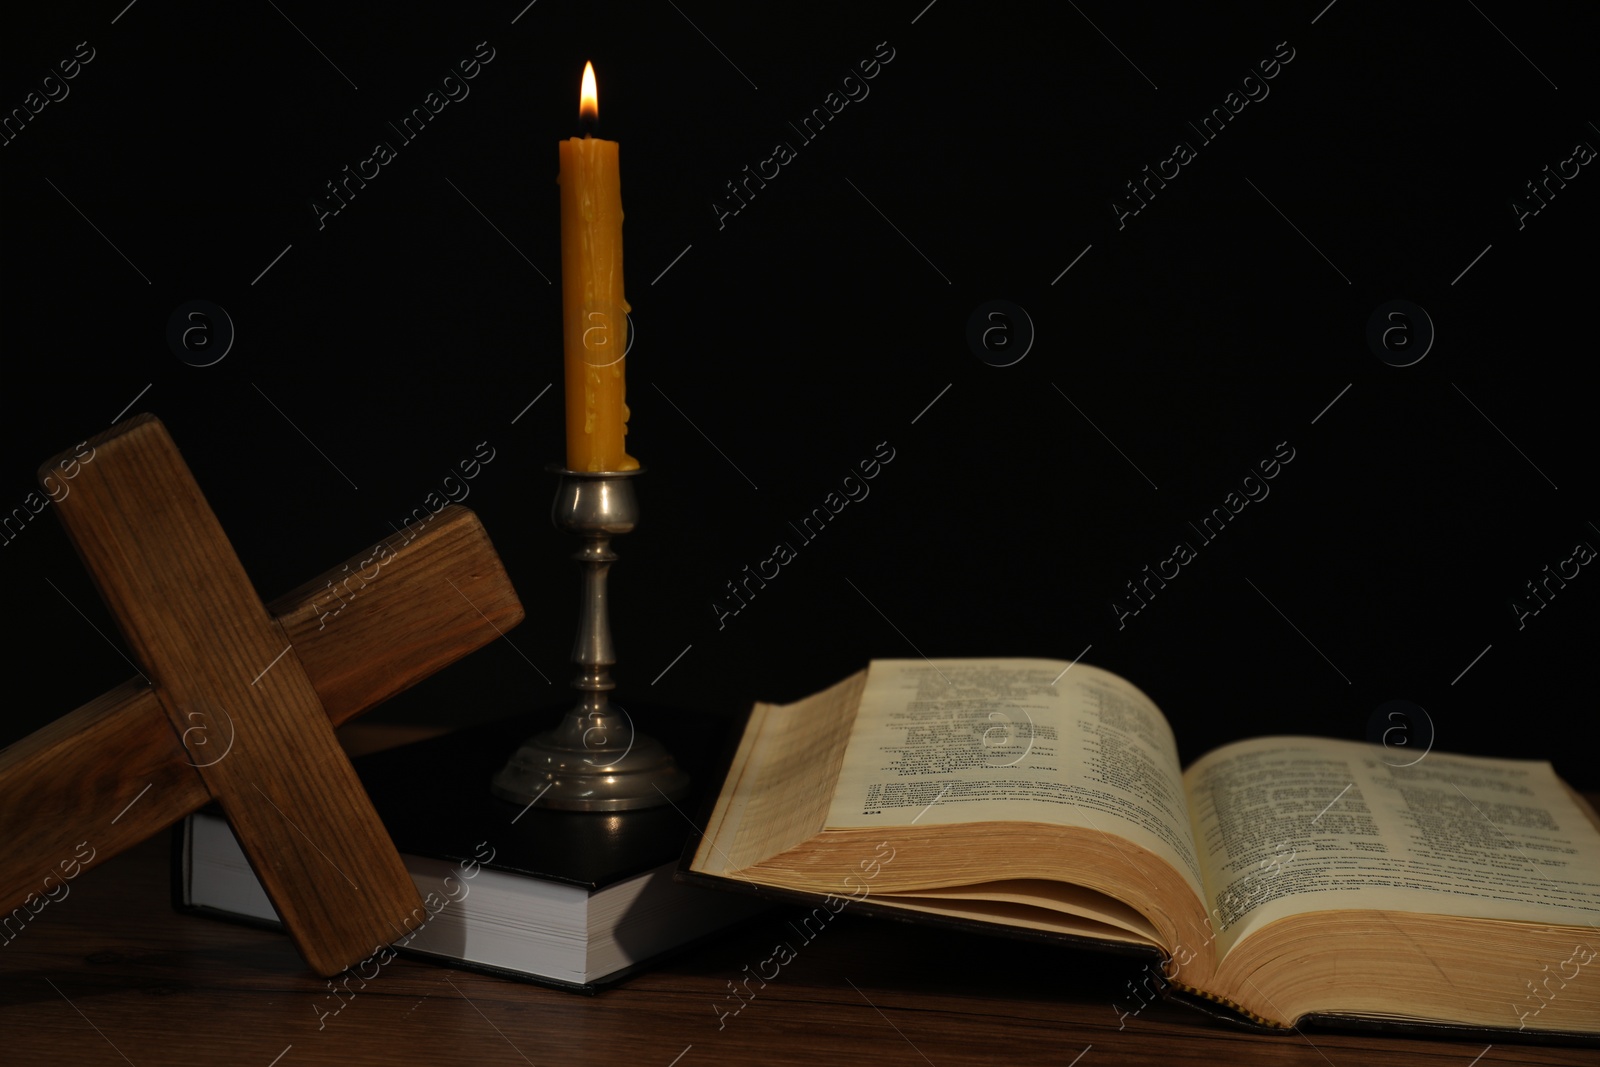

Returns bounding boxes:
[489,466,690,812]
[489,710,690,813]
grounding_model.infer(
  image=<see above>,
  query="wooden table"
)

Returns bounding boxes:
[4,730,1594,1066]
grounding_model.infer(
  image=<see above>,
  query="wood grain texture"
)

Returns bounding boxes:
[18,415,425,975]
[3,823,1595,1067]
[0,504,521,920]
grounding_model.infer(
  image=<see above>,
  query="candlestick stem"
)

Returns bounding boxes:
[490,466,689,811]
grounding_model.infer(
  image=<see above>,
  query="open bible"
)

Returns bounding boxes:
[685,659,1600,1039]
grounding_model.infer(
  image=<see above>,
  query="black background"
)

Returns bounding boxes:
[2,1,1595,790]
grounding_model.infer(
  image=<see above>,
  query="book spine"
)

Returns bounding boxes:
[1167,979,1294,1030]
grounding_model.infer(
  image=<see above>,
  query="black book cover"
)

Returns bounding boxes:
[355,702,732,889]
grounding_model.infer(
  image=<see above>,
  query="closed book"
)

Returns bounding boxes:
[179,708,767,991]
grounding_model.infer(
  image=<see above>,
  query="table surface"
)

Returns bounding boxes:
[4,728,1596,1067]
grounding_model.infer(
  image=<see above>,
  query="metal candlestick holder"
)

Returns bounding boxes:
[490,465,690,811]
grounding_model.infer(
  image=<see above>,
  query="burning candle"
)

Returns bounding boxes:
[558,61,637,472]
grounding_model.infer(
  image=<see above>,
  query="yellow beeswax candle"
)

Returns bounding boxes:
[558,61,637,472]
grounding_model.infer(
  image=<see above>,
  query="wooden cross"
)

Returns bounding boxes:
[0,414,524,975]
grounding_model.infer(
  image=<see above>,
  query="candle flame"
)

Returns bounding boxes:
[580,61,598,123]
